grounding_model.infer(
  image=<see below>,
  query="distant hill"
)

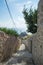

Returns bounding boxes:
[20,32,27,37]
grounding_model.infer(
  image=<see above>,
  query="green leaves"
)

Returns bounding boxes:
[23,8,37,33]
[0,28,19,36]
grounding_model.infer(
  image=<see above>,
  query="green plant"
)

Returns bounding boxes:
[23,7,37,33]
[0,28,19,36]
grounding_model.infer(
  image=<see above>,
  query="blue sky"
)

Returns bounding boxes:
[0,0,39,33]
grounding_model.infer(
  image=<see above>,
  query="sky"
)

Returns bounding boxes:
[0,0,39,33]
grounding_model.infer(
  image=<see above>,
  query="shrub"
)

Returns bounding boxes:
[0,28,19,37]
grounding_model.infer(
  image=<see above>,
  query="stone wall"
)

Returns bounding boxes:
[32,0,43,65]
[22,37,32,53]
[0,31,21,62]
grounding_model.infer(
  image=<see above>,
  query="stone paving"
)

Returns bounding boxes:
[0,44,34,65]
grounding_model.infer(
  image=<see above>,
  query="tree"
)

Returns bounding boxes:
[23,7,37,33]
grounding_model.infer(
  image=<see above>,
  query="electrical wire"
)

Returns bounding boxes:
[5,0,16,28]
[5,0,21,33]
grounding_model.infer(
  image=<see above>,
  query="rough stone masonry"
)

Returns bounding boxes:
[0,31,21,62]
[32,0,43,65]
